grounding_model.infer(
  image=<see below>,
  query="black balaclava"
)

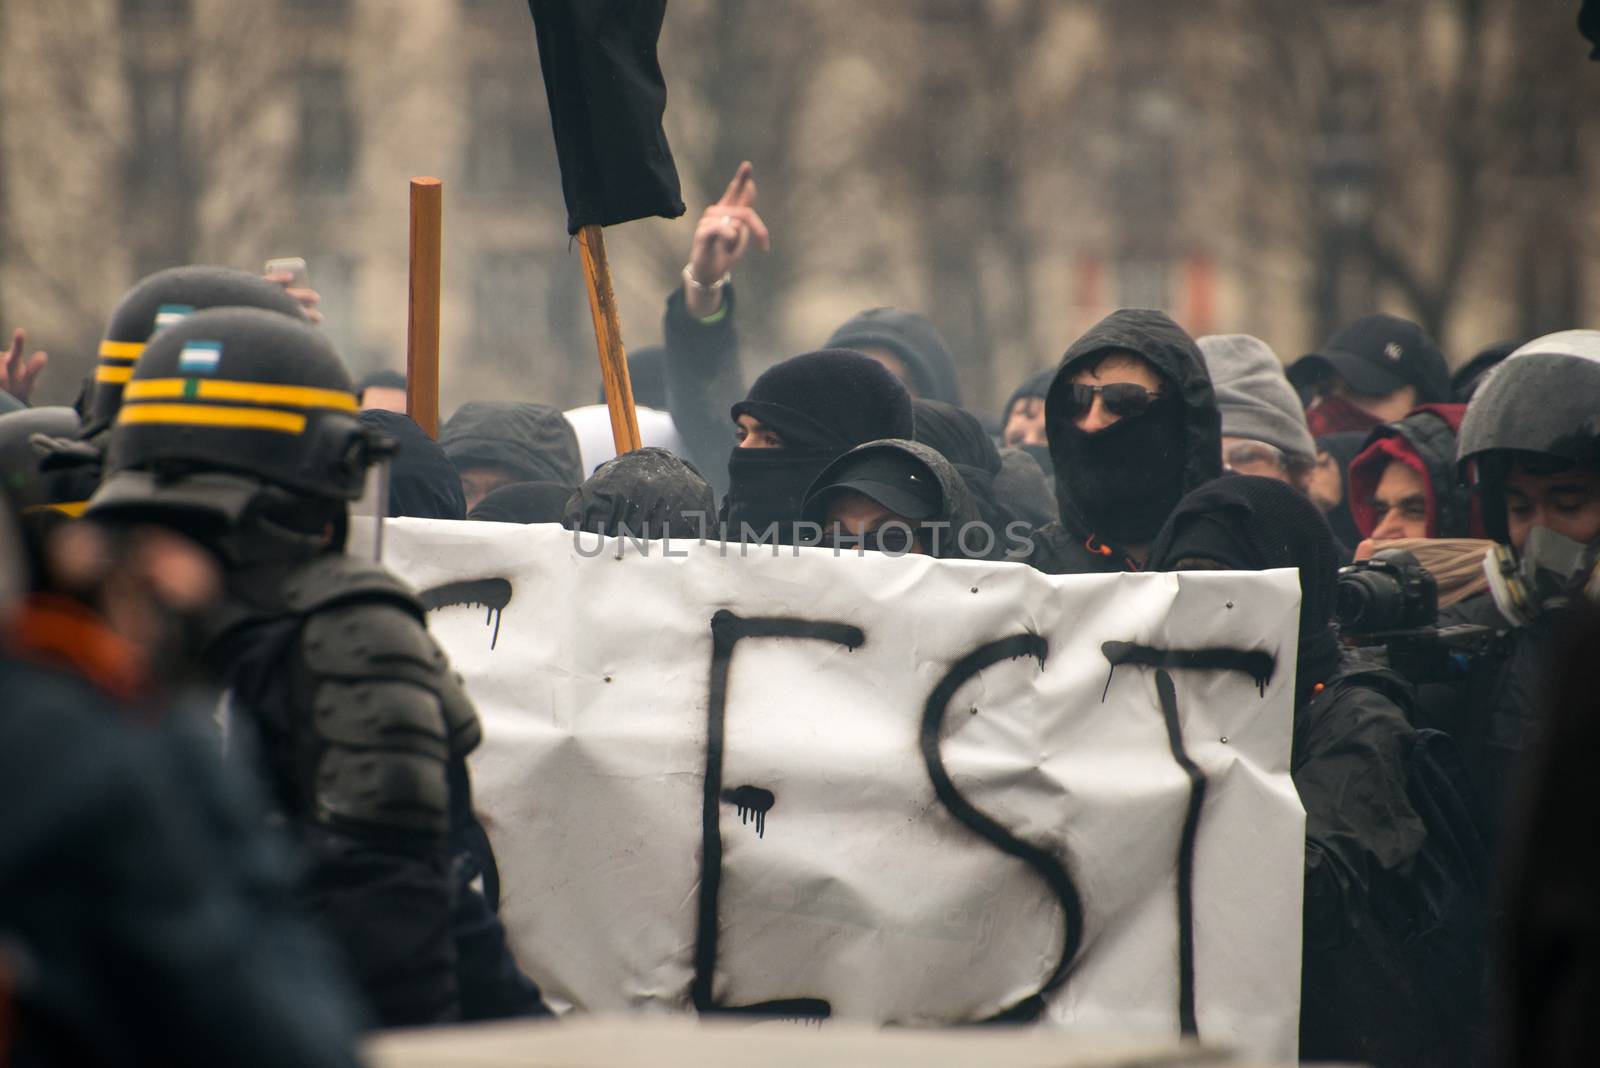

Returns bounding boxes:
[724,349,912,540]
[1147,474,1343,707]
[1045,309,1221,551]
[359,409,465,521]
[467,481,574,524]
[1054,387,1188,546]
[562,447,715,539]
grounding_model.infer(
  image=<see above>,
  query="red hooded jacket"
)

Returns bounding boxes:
[1347,404,1485,539]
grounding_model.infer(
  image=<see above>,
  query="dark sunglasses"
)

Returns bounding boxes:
[1065,382,1164,419]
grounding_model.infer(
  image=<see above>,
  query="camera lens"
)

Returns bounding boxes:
[1335,570,1404,631]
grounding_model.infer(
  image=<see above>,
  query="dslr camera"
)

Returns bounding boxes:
[1336,549,1438,633]
[1336,549,1500,684]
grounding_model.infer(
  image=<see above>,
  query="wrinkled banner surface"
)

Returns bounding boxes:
[378,519,1306,1060]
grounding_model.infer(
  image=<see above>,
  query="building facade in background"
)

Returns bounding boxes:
[0,0,1593,416]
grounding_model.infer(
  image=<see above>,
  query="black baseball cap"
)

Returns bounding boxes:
[1289,314,1450,403]
[801,445,943,523]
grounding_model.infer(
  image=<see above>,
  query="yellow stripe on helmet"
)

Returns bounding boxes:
[123,378,357,412]
[117,403,307,434]
[98,340,146,362]
[95,365,135,384]
[22,500,89,518]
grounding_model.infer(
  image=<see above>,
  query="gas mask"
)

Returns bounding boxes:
[1484,525,1600,627]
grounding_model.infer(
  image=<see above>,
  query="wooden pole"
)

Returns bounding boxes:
[406,177,443,439]
[576,223,642,454]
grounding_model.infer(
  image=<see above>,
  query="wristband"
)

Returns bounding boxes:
[682,264,731,292]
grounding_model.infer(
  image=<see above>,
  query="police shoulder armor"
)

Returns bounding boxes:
[296,592,480,838]
[281,555,480,836]
[280,552,424,619]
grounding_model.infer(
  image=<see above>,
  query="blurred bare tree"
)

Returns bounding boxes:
[1223,0,1595,346]
[1,0,295,397]
[0,0,1593,414]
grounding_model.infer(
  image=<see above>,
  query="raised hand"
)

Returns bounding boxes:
[3,328,49,404]
[683,161,770,318]
[263,271,325,325]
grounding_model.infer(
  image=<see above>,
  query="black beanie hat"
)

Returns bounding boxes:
[730,348,913,451]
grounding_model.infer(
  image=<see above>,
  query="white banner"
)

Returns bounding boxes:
[378,520,1306,1061]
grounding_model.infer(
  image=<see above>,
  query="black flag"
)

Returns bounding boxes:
[528,0,687,233]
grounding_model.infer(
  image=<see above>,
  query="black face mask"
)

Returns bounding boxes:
[1054,399,1188,546]
[724,446,840,544]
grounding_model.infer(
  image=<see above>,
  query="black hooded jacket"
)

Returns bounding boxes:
[562,447,715,539]
[913,399,1052,538]
[1001,368,1058,482]
[467,482,574,524]
[1001,368,1053,428]
[1027,309,1222,574]
[1149,476,1486,1068]
[1496,605,1600,1067]
[1147,475,1342,703]
[992,447,1058,533]
[1314,430,1368,559]
[359,410,466,521]
[661,285,743,499]
[440,402,583,490]
[801,438,991,560]
[824,307,962,405]
[912,400,1005,529]
[1438,333,1600,851]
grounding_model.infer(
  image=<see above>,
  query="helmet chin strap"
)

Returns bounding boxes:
[1484,526,1600,627]
[211,482,345,567]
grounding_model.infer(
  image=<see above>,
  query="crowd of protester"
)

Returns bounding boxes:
[0,161,1596,1067]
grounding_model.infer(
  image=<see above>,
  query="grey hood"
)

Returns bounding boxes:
[825,308,963,405]
[441,401,583,489]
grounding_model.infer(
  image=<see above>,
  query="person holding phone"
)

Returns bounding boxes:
[264,256,323,324]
